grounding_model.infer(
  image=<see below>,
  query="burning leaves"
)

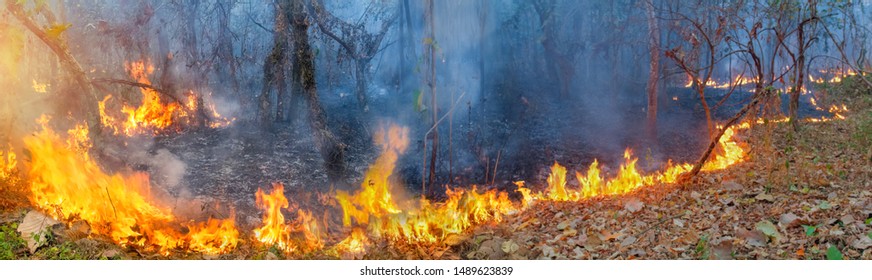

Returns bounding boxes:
[253,183,324,254]
[98,60,234,136]
[335,124,518,244]
[23,116,239,255]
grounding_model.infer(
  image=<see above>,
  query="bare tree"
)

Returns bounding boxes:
[307,0,397,111]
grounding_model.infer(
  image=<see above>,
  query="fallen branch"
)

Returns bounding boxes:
[679,89,769,182]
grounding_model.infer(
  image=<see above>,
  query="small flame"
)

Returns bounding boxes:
[32,80,48,93]
[334,228,370,258]
[0,145,16,181]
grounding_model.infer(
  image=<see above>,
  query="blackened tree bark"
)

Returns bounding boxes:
[426,0,438,193]
[215,0,241,107]
[645,0,660,141]
[286,0,346,183]
[532,0,578,98]
[259,1,290,128]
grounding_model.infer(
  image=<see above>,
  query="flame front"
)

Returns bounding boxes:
[24,117,238,255]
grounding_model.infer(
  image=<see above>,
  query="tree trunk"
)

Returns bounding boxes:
[789,21,804,131]
[5,0,99,132]
[479,0,488,101]
[426,0,438,193]
[216,0,241,106]
[699,86,713,138]
[288,0,346,183]
[354,60,368,111]
[645,0,659,141]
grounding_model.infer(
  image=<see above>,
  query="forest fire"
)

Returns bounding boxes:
[23,116,238,255]
[810,69,862,84]
[335,124,517,243]
[98,60,233,136]
[253,183,324,254]
[3,0,869,264]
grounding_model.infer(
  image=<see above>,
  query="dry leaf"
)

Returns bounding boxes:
[620,235,637,247]
[16,211,59,253]
[624,198,644,213]
[851,236,872,250]
[755,193,775,202]
[501,240,519,254]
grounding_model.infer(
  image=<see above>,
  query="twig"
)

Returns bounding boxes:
[491,149,501,185]
[104,185,118,220]
[678,89,768,182]
[91,78,183,104]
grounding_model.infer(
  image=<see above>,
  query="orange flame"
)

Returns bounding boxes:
[335,124,517,244]
[333,228,369,258]
[99,60,234,136]
[253,183,324,254]
[0,145,16,181]
[24,116,238,255]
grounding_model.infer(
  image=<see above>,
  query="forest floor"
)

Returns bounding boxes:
[0,82,870,260]
[452,88,872,260]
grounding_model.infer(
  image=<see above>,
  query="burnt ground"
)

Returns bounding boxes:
[1,81,866,259]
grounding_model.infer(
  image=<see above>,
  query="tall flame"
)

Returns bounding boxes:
[253,183,324,254]
[24,116,238,255]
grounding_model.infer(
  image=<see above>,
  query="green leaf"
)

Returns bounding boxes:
[865,218,871,225]
[802,225,817,237]
[826,246,843,260]
[414,90,426,112]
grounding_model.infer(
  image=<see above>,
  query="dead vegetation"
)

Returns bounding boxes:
[458,88,871,260]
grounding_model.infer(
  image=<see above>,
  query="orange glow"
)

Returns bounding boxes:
[32,80,48,93]
[810,68,863,84]
[0,145,16,181]
[253,183,324,254]
[333,228,370,258]
[99,60,234,136]
[24,116,238,255]
[683,74,758,90]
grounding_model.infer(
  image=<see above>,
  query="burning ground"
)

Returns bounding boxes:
[0,79,869,259]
